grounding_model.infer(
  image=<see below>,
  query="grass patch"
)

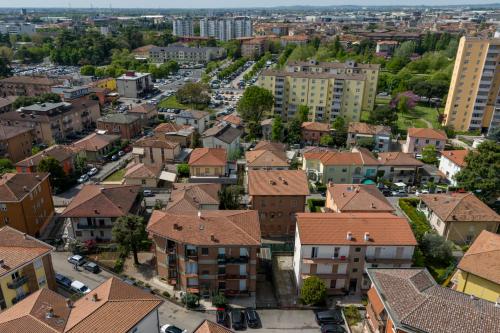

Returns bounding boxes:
[105,168,125,181]
[158,95,212,111]
[396,104,443,132]
[344,306,362,326]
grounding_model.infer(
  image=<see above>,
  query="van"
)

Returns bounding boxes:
[71,280,91,295]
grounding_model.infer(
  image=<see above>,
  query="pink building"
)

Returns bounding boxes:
[402,128,447,154]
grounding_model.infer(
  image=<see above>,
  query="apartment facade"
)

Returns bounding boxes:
[150,46,226,64]
[439,149,468,186]
[0,125,33,163]
[173,18,194,37]
[199,17,253,41]
[70,132,121,162]
[188,148,227,177]
[347,122,391,152]
[301,121,330,145]
[16,144,75,175]
[293,213,416,295]
[116,71,153,98]
[147,210,260,297]
[377,152,424,185]
[175,110,210,133]
[202,123,242,158]
[0,173,54,237]
[96,113,142,140]
[132,135,181,166]
[402,128,447,154]
[443,36,500,134]
[0,76,61,97]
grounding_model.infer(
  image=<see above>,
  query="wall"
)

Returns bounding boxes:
[455,270,500,303]
[127,308,160,333]
[438,157,462,186]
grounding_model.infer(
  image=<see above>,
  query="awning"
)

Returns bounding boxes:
[159,171,177,182]
[394,182,407,188]
[132,147,144,155]
[362,179,376,185]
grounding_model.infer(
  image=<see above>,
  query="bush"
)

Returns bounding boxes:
[162,291,171,298]
[421,233,454,265]
[145,283,151,289]
[300,276,327,305]
[307,198,326,212]
[177,163,190,177]
[399,198,431,242]
[212,293,227,308]
[136,280,144,286]
[113,258,124,273]
[182,293,199,309]
[344,306,362,326]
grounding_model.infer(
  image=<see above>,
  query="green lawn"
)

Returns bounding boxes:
[397,104,443,131]
[105,168,125,181]
[158,95,189,109]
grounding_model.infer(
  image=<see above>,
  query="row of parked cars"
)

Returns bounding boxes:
[216,307,260,330]
[316,309,346,333]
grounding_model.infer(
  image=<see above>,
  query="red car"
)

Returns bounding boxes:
[123,146,132,153]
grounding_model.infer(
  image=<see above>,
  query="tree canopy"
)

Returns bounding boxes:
[176,82,211,107]
[37,156,66,191]
[112,214,149,265]
[237,86,274,138]
[300,276,327,305]
[271,116,284,142]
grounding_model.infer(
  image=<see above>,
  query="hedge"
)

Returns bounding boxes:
[399,198,432,242]
[307,198,326,212]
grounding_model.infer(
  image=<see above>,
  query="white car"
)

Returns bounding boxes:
[78,174,89,183]
[87,167,98,176]
[160,324,187,333]
[70,280,91,294]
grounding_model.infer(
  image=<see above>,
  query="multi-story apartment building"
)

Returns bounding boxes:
[248,170,309,237]
[116,71,153,98]
[0,125,33,163]
[0,226,56,310]
[0,76,61,97]
[443,35,500,134]
[0,99,100,145]
[439,149,469,186]
[293,213,416,295]
[150,45,226,64]
[147,209,261,297]
[96,113,142,140]
[200,17,252,41]
[132,134,181,166]
[0,22,36,35]
[172,18,194,37]
[0,173,55,237]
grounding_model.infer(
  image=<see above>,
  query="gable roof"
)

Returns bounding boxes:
[0,172,50,202]
[407,128,447,140]
[124,162,161,179]
[202,124,242,144]
[166,183,220,213]
[128,103,156,114]
[367,268,500,333]
[348,122,391,136]
[16,145,75,168]
[0,124,32,140]
[97,113,139,124]
[61,185,140,218]
[194,320,234,333]
[147,210,261,246]
[154,122,193,134]
[71,133,120,152]
[303,150,379,166]
[177,109,209,120]
[188,148,227,166]
[327,184,394,212]
[245,149,289,168]
[133,135,180,149]
[218,114,242,127]
[301,121,330,132]
[253,140,286,152]
[248,170,309,196]
[296,213,417,246]
[441,149,468,167]
[420,192,500,223]
[457,230,500,285]
[377,152,424,167]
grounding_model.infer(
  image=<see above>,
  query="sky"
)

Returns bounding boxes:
[0,0,499,8]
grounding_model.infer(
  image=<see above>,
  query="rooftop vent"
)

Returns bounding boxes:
[173,223,180,230]
[364,232,370,242]
[346,231,353,241]
[46,307,54,319]
[92,293,98,302]
[65,299,73,308]
[371,202,376,209]
[199,224,204,230]
[211,234,217,242]
[0,259,4,267]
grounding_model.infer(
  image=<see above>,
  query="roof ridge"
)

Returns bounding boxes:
[442,193,470,221]
[225,211,260,244]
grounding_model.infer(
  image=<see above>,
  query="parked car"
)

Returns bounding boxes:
[87,167,98,176]
[118,150,125,157]
[55,273,72,288]
[78,174,89,183]
[111,154,118,161]
[68,254,86,266]
[321,325,346,333]
[143,189,154,197]
[83,262,100,273]
[160,324,187,333]
[70,280,91,294]
[245,308,260,328]
[315,310,344,326]
[216,308,230,327]
[231,309,246,330]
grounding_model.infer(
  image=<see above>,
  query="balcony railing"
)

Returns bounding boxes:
[7,276,29,289]
[168,254,176,266]
[185,250,198,259]
[226,274,248,280]
[218,255,249,264]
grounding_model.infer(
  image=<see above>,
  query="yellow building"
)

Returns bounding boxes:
[443,36,500,134]
[93,77,117,91]
[452,230,500,303]
[0,226,56,310]
[188,147,227,177]
[258,60,379,123]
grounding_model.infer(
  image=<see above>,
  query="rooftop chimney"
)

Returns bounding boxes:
[198,210,201,219]
[94,209,99,214]
[371,202,375,209]
[92,293,98,302]
[46,307,54,319]
[66,299,73,308]
[346,231,353,241]
[364,232,370,242]
[173,223,179,230]
[211,234,217,242]
[0,259,4,267]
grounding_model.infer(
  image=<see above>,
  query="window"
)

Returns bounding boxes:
[311,247,318,258]
[352,268,358,273]
[38,275,46,287]
[330,280,337,288]
[355,247,361,252]
[0,203,6,211]
[333,247,340,258]
[34,259,42,270]
[353,258,359,262]
[201,248,209,255]
[75,231,82,237]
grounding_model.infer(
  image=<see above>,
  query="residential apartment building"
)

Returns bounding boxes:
[150,45,226,64]
[377,152,424,185]
[443,35,500,134]
[402,127,447,154]
[61,184,143,242]
[452,230,500,303]
[128,103,158,126]
[439,149,469,186]
[0,96,16,113]
[301,121,330,145]
[0,22,36,36]
[325,184,395,213]
[0,125,33,163]
[116,71,153,98]
[347,122,391,152]
[173,18,194,37]
[16,144,75,174]
[154,122,194,148]
[366,268,500,333]
[0,76,61,97]
[97,113,142,140]
[245,149,289,171]
[0,226,56,310]
[241,38,267,59]
[0,277,163,333]
[248,170,309,237]
[132,135,181,166]
[418,192,500,245]
[175,110,210,133]
[147,209,261,297]
[0,173,54,237]
[166,183,220,213]
[202,123,242,158]
[123,162,162,188]
[293,213,416,295]
[0,99,100,145]
[199,17,253,41]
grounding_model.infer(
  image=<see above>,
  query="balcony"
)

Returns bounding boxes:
[7,276,28,289]
[224,289,249,296]
[76,223,113,230]
[365,257,412,264]
[185,250,198,259]
[226,274,248,280]
[302,256,348,264]
[221,256,250,264]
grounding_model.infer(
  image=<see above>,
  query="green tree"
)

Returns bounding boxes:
[176,82,211,107]
[0,57,11,78]
[455,141,500,205]
[421,233,453,264]
[286,117,302,145]
[38,156,66,190]
[331,117,347,147]
[238,86,274,137]
[211,293,227,308]
[300,276,327,305]
[74,154,87,174]
[112,214,148,265]
[177,163,190,177]
[297,104,309,123]
[368,105,398,129]
[80,65,96,76]
[218,185,242,210]
[319,134,333,147]
[421,145,438,164]
[0,158,14,175]
[271,116,284,142]
[397,95,410,113]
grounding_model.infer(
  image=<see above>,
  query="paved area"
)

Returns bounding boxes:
[272,255,299,307]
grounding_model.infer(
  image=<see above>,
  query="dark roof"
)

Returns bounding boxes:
[202,124,242,144]
[97,113,139,124]
[0,125,32,140]
[16,145,74,168]
[0,173,50,202]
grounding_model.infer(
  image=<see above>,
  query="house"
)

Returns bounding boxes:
[347,122,391,152]
[0,173,55,237]
[377,152,424,185]
[175,110,210,133]
[116,71,153,98]
[245,149,289,171]
[202,123,242,158]
[0,125,33,163]
[0,226,56,310]
[166,183,220,213]
[0,277,163,333]
[61,184,143,242]
[293,213,416,295]
[325,184,395,213]
[154,122,195,148]
[260,119,273,140]
[193,320,234,333]
[418,163,444,184]
[418,193,500,245]
[302,149,379,184]
[147,209,261,297]
[301,122,330,145]
[16,144,75,175]
[188,148,227,178]
[70,132,121,163]
[253,140,287,153]
[132,135,181,166]
[452,230,500,303]
[242,38,267,58]
[96,113,142,140]
[366,268,500,333]
[127,103,158,126]
[402,128,447,154]
[439,149,468,186]
[123,162,162,187]
[217,114,243,128]
[248,170,309,237]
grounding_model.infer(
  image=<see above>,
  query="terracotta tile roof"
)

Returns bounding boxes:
[147,210,261,246]
[248,170,309,196]
[253,140,286,152]
[128,103,156,114]
[124,162,161,179]
[245,150,289,168]
[154,122,193,133]
[133,135,180,149]
[0,96,16,109]
[367,268,500,333]
[457,231,500,285]
[367,287,385,315]
[166,183,220,213]
[61,184,141,218]
[177,109,209,120]
[301,121,330,132]
[441,149,469,167]
[420,193,500,223]
[0,277,162,333]
[377,152,424,166]
[16,145,75,168]
[0,76,61,86]
[407,127,447,140]
[303,150,379,166]
[97,113,139,125]
[218,114,243,127]
[0,226,53,277]
[194,320,234,333]
[327,184,394,212]
[296,213,417,245]
[189,148,227,166]
[348,122,391,136]
[0,124,32,140]
[71,133,120,152]
[0,172,50,202]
